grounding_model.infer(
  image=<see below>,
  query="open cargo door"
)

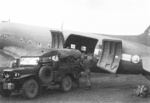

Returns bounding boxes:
[50,30,64,49]
[97,39,122,73]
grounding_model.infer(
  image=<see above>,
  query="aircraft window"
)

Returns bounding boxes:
[71,44,76,49]
[28,40,32,44]
[81,46,86,51]
[20,38,23,42]
[47,44,51,48]
[4,35,7,39]
[12,37,15,40]
[38,43,42,46]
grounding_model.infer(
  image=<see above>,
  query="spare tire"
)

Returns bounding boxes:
[39,66,53,84]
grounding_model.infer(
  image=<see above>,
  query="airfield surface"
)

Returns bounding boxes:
[1,73,150,103]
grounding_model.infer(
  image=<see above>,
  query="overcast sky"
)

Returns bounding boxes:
[0,0,150,35]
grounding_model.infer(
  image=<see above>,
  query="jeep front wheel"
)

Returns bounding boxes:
[22,79,39,99]
[60,76,72,92]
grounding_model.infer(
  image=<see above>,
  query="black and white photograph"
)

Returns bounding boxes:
[0,0,150,103]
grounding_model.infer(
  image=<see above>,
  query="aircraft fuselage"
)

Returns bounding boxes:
[0,22,150,75]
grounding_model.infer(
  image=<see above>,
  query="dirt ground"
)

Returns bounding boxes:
[1,73,150,103]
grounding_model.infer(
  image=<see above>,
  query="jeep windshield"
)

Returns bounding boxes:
[19,57,39,66]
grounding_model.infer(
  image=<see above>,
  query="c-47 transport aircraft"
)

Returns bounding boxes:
[0,21,150,81]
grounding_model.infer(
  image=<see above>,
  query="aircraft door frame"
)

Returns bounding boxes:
[50,30,64,49]
[97,39,122,73]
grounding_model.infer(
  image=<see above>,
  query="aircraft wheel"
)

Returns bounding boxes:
[22,79,39,99]
[60,76,72,92]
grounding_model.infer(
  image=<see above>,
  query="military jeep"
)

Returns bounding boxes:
[0,49,82,99]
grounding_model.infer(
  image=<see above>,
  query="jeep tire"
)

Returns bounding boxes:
[22,79,39,99]
[60,76,72,92]
[39,66,53,84]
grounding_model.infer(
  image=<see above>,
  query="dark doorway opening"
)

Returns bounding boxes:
[64,34,98,54]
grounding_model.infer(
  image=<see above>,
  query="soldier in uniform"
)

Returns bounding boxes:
[82,55,91,89]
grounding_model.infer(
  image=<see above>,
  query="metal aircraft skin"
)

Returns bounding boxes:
[0,21,150,80]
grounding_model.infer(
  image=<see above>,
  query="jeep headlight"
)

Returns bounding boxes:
[3,71,20,78]
[14,72,20,77]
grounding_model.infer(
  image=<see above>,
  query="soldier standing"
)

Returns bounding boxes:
[82,55,91,89]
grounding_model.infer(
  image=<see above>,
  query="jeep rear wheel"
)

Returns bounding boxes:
[60,76,72,92]
[22,79,39,99]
